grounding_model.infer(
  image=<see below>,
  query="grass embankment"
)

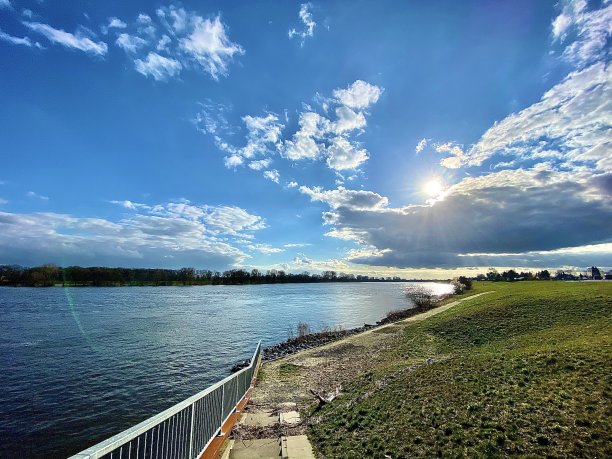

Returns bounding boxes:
[308,282,611,458]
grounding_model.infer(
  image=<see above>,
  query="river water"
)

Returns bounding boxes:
[0,282,452,457]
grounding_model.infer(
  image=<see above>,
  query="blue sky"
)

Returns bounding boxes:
[0,0,610,277]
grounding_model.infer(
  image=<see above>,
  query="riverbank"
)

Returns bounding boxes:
[250,281,611,458]
[232,288,466,371]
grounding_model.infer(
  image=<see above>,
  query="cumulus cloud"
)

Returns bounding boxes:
[24,22,108,56]
[325,137,369,171]
[333,80,383,109]
[288,3,316,46]
[283,111,328,160]
[0,0,12,10]
[195,79,383,175]
[134,52,182,81]
[310,167,612,269]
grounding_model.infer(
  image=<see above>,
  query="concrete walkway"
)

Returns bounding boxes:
[221,402,315,459]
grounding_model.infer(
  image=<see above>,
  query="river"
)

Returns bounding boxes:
[0,282,452,457]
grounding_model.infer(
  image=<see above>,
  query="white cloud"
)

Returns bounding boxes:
[157,34,171,51]
[26,191,49,201]
[157,5,189,34]
[284,242,311,248]
[0,202,268,268]
[415,138,427,154]
[466,62,611,171]
[137,14,152,24]
[201,204,266,235]
[0,0,12,9]
[24,22,108,56]
[102,17,127,34]
[435,142,466,169]
[116,33,147,53]
[552,0,611,68]
[299,185,388,210]
[326,137,369,171]
[196,79,382,175]
[263,169,280,183]
[0,28,39,48]
[241,114,284,158]
[247,243,284,254]
[224,154,243,168]
[288,3,316,46]
[333,80,383,109]
[287,181,299,188]
[0,198,8,205]
[248,159,272,171]
[179,15,244,80]
[21,9,33,18]
[332,106,367,133]
[134,52,182,81]
[283,111,328,160]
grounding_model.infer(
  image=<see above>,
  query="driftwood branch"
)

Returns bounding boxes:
[309,387,341,405]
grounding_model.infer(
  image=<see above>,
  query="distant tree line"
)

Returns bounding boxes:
[0,265,409,287]
[472,267,610,282]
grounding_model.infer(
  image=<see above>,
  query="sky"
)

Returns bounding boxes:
[0,0,610,278]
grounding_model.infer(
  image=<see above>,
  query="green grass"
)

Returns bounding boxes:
[309,281,612,458]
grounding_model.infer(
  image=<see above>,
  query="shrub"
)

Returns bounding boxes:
[457,276,473,290]
[451,279,466,294]
[297,321,310,338]
[405,286,438,309]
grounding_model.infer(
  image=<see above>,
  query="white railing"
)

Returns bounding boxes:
[68,342,262,459]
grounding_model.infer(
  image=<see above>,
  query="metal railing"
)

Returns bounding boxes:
[69,342,262,459]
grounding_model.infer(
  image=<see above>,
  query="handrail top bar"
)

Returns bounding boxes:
[68,341,262,459]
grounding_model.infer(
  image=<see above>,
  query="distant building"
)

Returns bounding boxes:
[605,270,612,280]
[586,266,603,280]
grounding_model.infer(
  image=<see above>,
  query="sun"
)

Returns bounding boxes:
[423,178,444,197]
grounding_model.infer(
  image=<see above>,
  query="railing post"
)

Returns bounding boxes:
[188,403,195,458]
[220,382,225,434]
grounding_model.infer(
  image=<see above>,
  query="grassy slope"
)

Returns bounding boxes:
[309,282,611,458]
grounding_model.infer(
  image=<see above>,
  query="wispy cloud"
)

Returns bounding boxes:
[551,0,611,68]
[26,191,49,201]
[24,22,108,56]
[288,3,316,46]
[116,33,147,53]
[415,138,427,154]
[101,17,127,35]
[0,27,40,48]
[0,0,13,10]
[134,52,182,81]
[178,14,244,80]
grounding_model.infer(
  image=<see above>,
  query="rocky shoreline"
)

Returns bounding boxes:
[230,301,446,372]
